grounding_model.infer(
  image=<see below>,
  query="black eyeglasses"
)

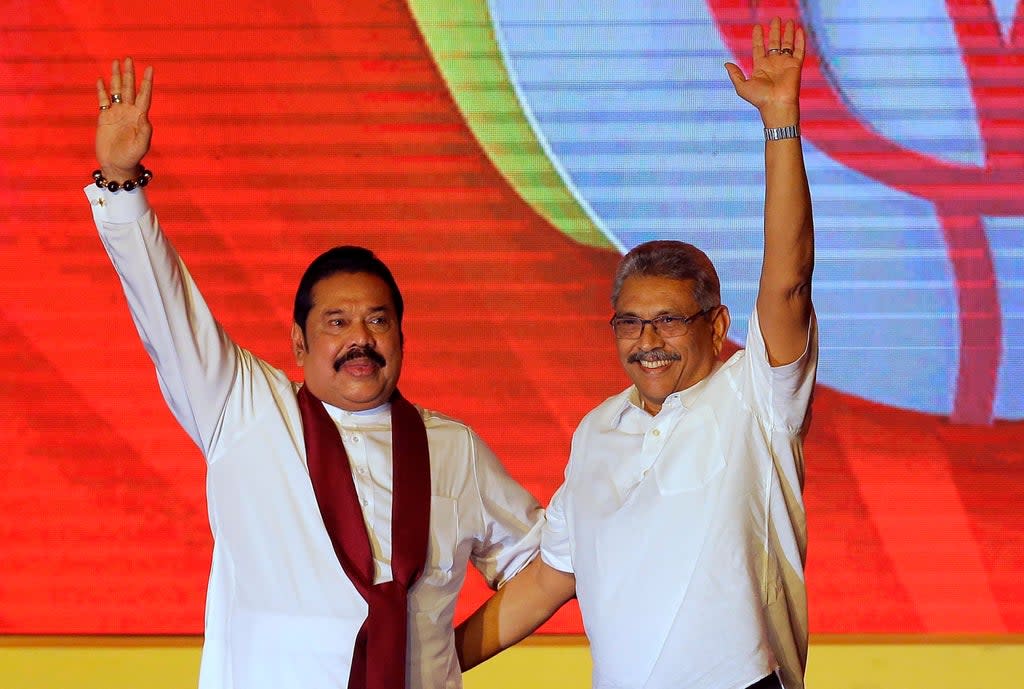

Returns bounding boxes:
[609,307,715,339]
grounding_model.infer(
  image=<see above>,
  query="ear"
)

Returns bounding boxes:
[291,323,307,367]
[710,305,731,357]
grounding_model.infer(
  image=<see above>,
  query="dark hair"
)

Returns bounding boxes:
[293,246,404,334]
[612,240,721,310]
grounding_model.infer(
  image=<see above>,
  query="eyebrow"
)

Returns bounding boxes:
[320,306,391,318]
[614,309,678,318]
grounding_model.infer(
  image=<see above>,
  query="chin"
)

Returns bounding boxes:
[644,393,670,408]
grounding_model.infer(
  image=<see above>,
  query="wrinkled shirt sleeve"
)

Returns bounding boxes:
[467,430,544,588]
[540,433,577,574]
[86,185,239,458]
[744,306,819,435]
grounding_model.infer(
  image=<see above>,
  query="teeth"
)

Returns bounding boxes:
[639,359,671,369]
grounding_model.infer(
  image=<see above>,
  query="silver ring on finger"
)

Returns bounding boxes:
[767,48,781,55]
[99,104,110,111]
[111,93,122,104]
[780,47,794,55]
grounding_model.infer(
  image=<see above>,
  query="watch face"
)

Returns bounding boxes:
[480,0,1023,421]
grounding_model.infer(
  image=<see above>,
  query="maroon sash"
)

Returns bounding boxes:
[297,384,431,689]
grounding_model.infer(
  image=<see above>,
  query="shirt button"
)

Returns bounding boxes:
[352,436,360,443]
[357,467,367,476]
[361,498,369,507]
[652,429,661,437]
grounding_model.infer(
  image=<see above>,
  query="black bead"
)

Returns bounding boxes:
[90,167,154,190]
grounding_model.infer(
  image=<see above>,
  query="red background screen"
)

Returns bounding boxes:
[1,1,1021,635]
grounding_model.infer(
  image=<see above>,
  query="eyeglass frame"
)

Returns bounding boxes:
[608,306,717,340]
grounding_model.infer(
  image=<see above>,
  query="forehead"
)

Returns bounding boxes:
[310,271,395,312]
[615,275,699,314]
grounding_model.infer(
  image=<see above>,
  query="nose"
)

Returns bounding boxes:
[348,320,376,347]
[637,320,665,350]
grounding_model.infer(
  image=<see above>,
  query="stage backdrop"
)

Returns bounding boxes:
[1,0,1021,634]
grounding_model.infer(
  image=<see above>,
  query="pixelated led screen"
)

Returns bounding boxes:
[1,0,1021,634]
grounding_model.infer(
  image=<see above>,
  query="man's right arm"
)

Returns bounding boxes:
[90,188,238,454]
[90,58,237,454]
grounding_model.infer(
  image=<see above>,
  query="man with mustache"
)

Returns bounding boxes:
[457,18,816,689]
[86,59,543,689]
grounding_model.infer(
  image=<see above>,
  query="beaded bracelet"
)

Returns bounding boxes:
[92,167,153,192]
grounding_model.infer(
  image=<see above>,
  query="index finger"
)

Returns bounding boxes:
[752,24,765,59]
[135,65,154,114]
[793,26,806,63]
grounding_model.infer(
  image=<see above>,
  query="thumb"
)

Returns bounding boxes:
[723,62,746,93]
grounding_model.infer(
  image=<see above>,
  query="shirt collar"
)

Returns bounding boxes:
[604,361,724,430]
[322,400,392,425]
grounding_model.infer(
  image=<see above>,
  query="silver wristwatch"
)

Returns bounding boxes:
[763,124,800,141]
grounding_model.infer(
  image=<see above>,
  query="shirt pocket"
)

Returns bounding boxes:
[653,405,726,495]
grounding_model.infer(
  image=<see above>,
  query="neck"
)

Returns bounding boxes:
[641,397,661,416]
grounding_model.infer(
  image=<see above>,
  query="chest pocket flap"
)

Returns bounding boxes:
[653,405,725,495]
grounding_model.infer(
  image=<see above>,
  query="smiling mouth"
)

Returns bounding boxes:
[628,349,680,370]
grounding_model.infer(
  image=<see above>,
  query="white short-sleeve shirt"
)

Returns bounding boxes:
[543,309,817,689]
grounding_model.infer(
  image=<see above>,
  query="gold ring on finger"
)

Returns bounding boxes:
[780,47,794,55]
[99,104,110,111]
[111,93,122,104]
[767,48,781,55]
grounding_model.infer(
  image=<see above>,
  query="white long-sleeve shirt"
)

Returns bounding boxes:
[87,185,543,689]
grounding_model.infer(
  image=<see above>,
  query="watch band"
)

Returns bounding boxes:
[764,124,800,141]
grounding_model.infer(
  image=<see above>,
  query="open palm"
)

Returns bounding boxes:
[95,58,153,179]
[724,18,804,126]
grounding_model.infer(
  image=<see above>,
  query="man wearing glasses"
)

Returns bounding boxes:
[457,17,816,689]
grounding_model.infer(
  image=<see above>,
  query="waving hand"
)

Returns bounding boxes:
[95,58,154,182]
[724,18,804,128]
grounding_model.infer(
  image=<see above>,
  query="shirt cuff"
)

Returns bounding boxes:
[84,184,151,224]
[540,548,573,574]
[540,522,574,574]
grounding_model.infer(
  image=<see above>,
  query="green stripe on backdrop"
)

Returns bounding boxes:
[407,0,616,251]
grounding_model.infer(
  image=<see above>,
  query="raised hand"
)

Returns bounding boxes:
[724,17,804,128]
[95,58,154,181]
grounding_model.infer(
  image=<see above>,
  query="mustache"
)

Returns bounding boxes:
[627,349,681,365]
[333,346,387,371]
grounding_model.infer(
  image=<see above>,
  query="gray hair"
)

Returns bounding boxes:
[611,240,721,310]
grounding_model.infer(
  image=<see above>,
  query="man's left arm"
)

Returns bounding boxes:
[726,18,814,366]
[455,556,575,671]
